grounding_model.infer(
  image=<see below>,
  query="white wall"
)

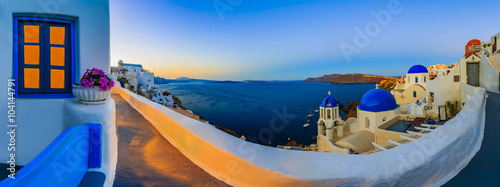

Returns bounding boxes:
[405,73,429,90]
[113,85,487,187]
[461,84,477,106]
[480,54,500,92]
[354,108,400,133]
[137,72,155,87]
[0,0,110,167]
[63,98,117,187]
[458,53,499,92]
[426,65,461,119]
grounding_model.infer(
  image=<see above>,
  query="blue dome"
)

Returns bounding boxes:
[407,65,428,74]
[358,89,399,112]
[320,94,338,107]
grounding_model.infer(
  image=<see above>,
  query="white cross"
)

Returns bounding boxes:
[328,91,331,95]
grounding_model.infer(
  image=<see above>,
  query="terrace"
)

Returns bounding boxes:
[383,117,445,133]
[107,86,488,186]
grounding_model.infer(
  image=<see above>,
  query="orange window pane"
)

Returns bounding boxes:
[24,68,40,89]
[24,45,40,65]
[50,69,65,89]
[24,25,39,43]
[50,47,65,66]
[50,26,65,45]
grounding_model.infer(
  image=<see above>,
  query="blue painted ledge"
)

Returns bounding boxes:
[0,124,102,187]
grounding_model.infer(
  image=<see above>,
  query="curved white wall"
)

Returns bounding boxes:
[114,87,487,186]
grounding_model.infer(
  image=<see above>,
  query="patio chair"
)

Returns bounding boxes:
[403,119,415,131]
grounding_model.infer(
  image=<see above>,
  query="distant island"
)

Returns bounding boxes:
[154,76,280,84]
[154,76,212,84]
[305,73,397,84]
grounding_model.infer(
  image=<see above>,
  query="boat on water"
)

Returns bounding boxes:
[304,119,310,128]
[307,108,314,118]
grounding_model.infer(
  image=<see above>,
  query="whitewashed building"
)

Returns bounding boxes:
[317,89,400,154]
[425,35,500,121]
[391,65,430,105]
[112,60,155,90]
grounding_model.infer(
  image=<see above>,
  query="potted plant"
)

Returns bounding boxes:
[73,68,115,105]
[445,100,460,119]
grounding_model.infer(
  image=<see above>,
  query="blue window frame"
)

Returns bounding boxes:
[14,17,75,98]
[413,91,417,98]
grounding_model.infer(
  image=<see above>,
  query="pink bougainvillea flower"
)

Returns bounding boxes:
[109,80,115,87]
[99,85,109,91]
[99,77,108,85]
[79,68,113,91]
[81,79,92,88]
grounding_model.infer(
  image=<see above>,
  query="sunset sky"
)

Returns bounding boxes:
[110,0,500,80]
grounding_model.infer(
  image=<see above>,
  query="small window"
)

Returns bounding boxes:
[15,17,74,97]
[327,109,331,119]
[415,77,418,83]
[413,91,417,98]
[382,117,387,122]
[424,76,426,82]
[365,117,370,128]
[454,75,460,82]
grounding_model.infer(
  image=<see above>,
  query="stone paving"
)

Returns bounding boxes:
[111,93,229,187]
[445,91,500,186]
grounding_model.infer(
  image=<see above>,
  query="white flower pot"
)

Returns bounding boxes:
[72,86,110,105]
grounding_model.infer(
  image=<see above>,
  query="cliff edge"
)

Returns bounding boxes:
[305,73,396,84]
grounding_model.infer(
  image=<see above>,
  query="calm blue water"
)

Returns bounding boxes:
[156,81,375,146]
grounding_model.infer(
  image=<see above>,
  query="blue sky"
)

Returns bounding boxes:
[110,0,500,80]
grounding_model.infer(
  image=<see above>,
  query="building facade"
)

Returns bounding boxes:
[391,65,430,105]
[0,0,116,186]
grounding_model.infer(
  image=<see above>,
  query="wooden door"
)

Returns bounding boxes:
[439,105,447,121]
[467,62,479,86]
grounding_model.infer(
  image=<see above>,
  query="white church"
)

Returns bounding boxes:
[316,89,400,154]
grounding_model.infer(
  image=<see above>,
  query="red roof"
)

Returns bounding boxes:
[166,106,199,119]
[465,39,481,57]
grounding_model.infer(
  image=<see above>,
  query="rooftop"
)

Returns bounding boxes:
[408,64,429,74]
[320,91,338,107]
[358,89,399,112]
[166,106,199,119]
[122,63,143,68]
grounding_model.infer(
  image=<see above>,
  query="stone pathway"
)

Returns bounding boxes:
[111,93,229,187]
[444,91,500,186]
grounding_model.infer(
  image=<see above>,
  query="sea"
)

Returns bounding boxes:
[156,81,375,146]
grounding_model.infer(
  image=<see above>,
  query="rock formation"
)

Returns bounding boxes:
[377,78,399,91]
[341,100,361,121]
[305,73,396,84]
